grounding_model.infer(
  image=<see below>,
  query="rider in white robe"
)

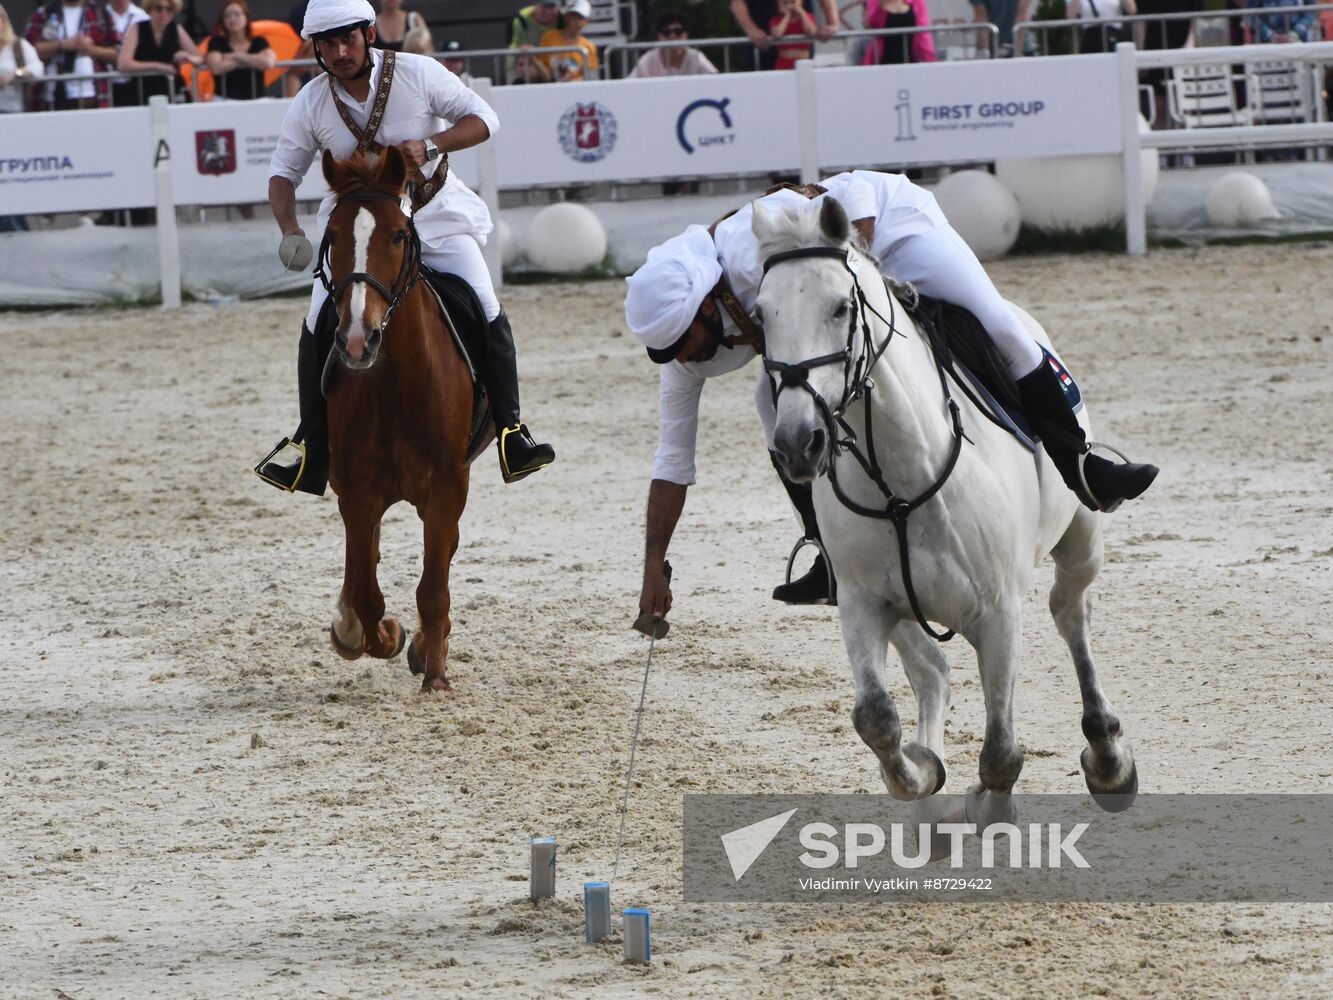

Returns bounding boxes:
[627,172,1158,620]
[256,0,554,495]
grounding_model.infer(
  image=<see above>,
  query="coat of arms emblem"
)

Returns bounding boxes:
[557,103,617,164]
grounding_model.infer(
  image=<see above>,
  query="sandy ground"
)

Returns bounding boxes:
[2,244,1331,999]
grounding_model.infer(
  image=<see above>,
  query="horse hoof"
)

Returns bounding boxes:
[388,624,407,660]
[419,676,452,694]
[1081,747,1138,812]
[965,784,1018,828]
[903,742,947,796]
[329,625,364,661]
[406,639,424,676]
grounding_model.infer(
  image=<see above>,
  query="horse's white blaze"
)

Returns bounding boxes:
[346,207,376,355]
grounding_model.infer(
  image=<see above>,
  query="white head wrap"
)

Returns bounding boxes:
[624,225,722,362]
[302,0,376,39]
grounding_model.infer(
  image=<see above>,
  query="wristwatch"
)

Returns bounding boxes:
[423,138,440,162]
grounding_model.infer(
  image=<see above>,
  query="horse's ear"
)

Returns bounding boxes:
[751,201,778,247]
[321,148,342,189]
[819,196,851,246]
[378,144,409,195]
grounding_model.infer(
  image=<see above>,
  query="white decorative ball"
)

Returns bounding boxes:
[931,170,1021,261]
[525,202,607,273]
[995,116,1159,231]
[1204,172,1281,227]
[496,218,519,268]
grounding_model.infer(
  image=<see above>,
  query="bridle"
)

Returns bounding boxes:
[760,245,966,642]
[317,189,422,335]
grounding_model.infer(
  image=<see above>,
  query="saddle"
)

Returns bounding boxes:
[314,267,493,465]
[903,292,1081,454]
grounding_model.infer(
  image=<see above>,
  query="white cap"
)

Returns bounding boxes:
[302,0,376,39]
[564,0,592,19]
[624,225,722,364]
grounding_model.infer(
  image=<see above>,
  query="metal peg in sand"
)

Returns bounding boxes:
[530,835,557,901]
[623,907,651,964]
[583,881,611,943]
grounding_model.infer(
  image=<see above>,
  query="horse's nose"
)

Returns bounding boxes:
[804,426,827,461]
[366,327,382,353]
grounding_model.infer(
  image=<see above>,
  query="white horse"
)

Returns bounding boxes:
[751,196,1138,814]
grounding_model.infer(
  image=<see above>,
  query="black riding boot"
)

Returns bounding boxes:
[480,310,555,483]
[770,452,837,606]
[254,324,330,496]
[1016,361,1158,512]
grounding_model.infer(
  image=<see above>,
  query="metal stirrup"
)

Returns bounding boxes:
[1078,440,1135,514]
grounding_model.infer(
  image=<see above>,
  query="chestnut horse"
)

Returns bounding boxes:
[319,146,485,692]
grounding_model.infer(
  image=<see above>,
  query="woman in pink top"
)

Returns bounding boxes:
[861,0,935,64]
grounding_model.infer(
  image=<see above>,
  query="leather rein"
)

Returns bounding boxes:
[760,246,965,642]
[317,189,423,335]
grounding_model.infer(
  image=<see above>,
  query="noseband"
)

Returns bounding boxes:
[317,189,422,334]
[759,245,965,642]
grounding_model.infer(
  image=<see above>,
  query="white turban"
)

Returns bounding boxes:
[302,0,376,38]
[624,225,722,363]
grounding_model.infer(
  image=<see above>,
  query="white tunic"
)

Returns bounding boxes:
[651,178,880,486]
[650,171,1016,485]
[269,48,499,249]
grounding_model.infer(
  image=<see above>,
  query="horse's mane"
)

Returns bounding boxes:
[328,150,405,199]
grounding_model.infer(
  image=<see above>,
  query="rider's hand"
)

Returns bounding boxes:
[639,564,673,619]
[396,139,428,169]
[278,230,313,272]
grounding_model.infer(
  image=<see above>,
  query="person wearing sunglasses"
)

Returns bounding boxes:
[116,0,201,105]
[627,11,717,78]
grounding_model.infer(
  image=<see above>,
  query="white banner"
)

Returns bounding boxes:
[165,100,479,206]
[815,55,1122,169]
[1,55,1123,215]
[486,72,803,187]
[0,107,156,214]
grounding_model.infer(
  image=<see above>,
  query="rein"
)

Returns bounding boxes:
[317,189,423,336]
[760,246,965,642]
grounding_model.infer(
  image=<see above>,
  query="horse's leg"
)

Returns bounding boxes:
[967,608,1024,827]
[335,497,405,661]
[888,619,951,766]
[412,475,467,693]
[1050,506,1137,811]
[844,587,946,799]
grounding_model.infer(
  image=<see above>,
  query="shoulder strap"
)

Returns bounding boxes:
[330,48,397,153]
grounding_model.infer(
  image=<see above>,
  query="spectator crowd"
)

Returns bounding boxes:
[0,0,1325,112]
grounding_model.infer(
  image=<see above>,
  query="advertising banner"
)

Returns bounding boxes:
[814,54,1122,169]
[0,107,155,214]
[166,100,481,206]
[486,72,804,187]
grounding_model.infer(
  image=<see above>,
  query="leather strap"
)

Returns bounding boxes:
[331,48,395,152]
[764,181,828,199]
[328,48,447,212]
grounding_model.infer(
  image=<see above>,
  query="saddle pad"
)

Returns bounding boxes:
[907,294,1082,454]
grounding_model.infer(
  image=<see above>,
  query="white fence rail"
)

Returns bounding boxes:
[4,42,1332,305]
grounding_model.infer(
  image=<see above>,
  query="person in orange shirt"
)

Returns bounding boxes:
[538,0,597,81]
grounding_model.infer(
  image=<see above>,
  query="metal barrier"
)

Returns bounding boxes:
[1015,5,1327,57]
[602,24,1002,78]
[17,68,177,110]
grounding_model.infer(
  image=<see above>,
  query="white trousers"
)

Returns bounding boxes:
[881,226,1044,379]
[305,233,501,331]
